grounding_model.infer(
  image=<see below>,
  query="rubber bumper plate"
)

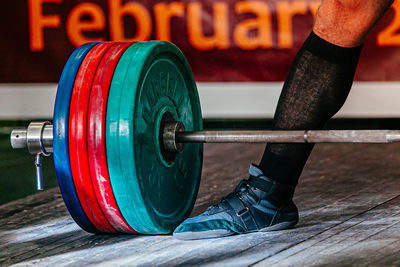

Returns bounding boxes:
[69,42,117,233]
[53,42,99,233]
[106,41,203,234]
[87,42,137,233]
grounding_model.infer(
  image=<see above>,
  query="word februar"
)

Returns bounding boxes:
[29,0,322,51]
[29,0,400,52]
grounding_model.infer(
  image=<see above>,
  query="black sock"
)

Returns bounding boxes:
[259,31,362,186]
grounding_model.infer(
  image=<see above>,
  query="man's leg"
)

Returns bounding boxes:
[259,0,394,186]
[174,0,393,240]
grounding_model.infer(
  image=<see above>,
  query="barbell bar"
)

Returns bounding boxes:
[11,122,400,187]
[11,122,400,155]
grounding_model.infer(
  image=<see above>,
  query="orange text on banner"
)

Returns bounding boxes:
[66,3,106,47]
[29,0,62,51]
[28,0,400,51]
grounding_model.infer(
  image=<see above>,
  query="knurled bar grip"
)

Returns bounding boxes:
[176,130,400,143]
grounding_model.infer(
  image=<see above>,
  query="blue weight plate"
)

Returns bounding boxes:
[53,42,99,233]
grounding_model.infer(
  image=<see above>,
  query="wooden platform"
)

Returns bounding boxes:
[1,143,400,266]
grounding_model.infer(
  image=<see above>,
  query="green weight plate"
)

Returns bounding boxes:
[106,41,203,234]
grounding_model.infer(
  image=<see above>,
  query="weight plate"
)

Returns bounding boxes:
[106,41,203,234]
[87,42,137,233]
[53,42,99,233]
[69,42,117,233]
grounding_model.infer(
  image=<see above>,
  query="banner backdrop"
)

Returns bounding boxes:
[1,0,400,83]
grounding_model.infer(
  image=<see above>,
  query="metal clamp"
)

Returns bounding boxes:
[162,121,186,153]
[10,121,53,190]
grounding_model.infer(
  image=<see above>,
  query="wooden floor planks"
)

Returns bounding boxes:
[1,143,400,266]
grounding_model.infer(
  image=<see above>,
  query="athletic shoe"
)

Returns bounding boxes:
[173,164,298,240]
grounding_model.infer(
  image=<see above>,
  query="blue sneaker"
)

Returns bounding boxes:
[173,164,299,240]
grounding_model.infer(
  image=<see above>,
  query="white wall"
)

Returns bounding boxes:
[0,82,399,119]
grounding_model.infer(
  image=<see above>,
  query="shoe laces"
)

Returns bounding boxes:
[204,176,262,215]
[234,177,260,203]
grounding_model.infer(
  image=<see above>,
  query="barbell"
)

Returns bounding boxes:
[10,41,400,234]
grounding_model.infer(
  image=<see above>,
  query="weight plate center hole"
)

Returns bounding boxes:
[158,111,184,165]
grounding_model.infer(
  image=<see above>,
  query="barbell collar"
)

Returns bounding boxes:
[162,121,186,153]
[10,122,53,154]
[10,121,53,191]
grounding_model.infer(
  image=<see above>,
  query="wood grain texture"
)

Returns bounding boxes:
[1,143,400,266]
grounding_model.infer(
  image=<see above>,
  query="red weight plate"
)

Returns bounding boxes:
[87,42,137,233]
[69,42,117,233]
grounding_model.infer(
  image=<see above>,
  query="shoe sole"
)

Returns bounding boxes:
[260,219,298,232]
[174,229,235,240]
[173,219,298,241]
